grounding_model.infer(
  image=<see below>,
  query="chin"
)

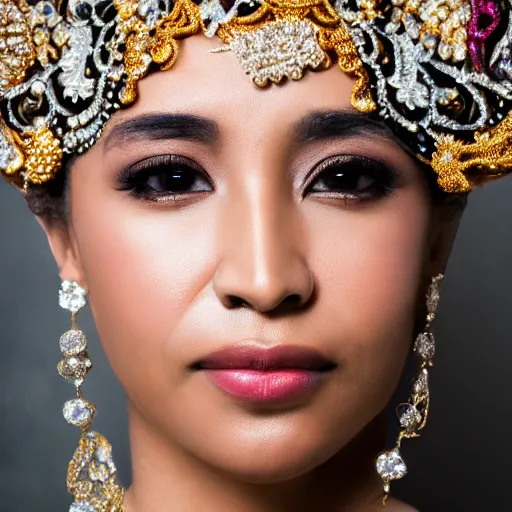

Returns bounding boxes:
[169,408,359,483]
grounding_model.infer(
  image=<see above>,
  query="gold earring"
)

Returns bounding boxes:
[375,274,444,506]
[57,280,124,511]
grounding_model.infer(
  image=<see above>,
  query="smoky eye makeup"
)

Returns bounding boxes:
[304,155,399,203]
[116,154,214,203]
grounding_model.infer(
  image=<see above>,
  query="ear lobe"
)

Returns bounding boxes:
[36,216,86,285]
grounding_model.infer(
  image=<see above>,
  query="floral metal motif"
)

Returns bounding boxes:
[1,0,512,191]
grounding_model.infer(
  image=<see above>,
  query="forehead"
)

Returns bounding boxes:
[107,34,359,135]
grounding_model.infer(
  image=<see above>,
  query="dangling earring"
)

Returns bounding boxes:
[57,280,124,510]
[375,274,444,506]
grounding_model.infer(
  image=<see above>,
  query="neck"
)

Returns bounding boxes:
[123,404,391,512]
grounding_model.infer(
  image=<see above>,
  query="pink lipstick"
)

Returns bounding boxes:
[194,344,336,403]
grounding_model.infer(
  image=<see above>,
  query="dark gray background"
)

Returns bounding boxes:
[1,177,511,512]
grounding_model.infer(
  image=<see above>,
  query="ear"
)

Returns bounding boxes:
[426,195,468,277]
[36,217,87,286]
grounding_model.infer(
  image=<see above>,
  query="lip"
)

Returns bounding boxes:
[193,344,336,403]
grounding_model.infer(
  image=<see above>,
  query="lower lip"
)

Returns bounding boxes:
[205,369,326,403]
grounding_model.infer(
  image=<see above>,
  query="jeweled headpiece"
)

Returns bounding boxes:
[1,0,512,193]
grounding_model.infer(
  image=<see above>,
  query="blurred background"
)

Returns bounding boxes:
[0,177,511,511]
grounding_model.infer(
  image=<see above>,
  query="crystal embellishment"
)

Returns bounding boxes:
[63,398,95,427]
[376,448,408,481]
[60,329,87,356]
[414,331,435,360]
[229,20,327,86]
[412,369,429,394]
[69,504,97,512]
[59,280,87,313]
[426,274,443,323]
[398,403,422,431]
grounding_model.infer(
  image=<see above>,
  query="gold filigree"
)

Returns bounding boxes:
[0,0,36,90]
[431,112,512,193]
[67,431,124,511]
[216,0,376,113]
[115,0,201,105]
[151,0,202,69]
[19,126,63,185]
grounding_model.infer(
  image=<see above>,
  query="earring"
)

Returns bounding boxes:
[375,274,444,506]
[57,280,124,511]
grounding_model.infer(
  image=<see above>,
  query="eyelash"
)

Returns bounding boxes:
[116,154,397,204]
[116,155,214,203]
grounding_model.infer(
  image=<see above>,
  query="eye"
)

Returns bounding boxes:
[117,155,213,202]
[305,155,397,201]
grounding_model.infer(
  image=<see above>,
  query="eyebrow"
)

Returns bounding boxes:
[103,113,219,152]
[103,110,392,153]
[293,110,394,145]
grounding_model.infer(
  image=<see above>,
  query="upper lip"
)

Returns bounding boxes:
[192,343,336,372]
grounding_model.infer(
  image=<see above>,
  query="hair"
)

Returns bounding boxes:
[24,156,71,222]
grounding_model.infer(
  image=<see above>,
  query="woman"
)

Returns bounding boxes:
[1,0,511,509]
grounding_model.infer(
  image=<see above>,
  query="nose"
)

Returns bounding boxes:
[213,187,314,314]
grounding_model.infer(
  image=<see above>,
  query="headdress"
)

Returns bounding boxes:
[1,0,512,193]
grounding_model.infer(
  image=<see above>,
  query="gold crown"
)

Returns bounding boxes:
[1,0,512,193]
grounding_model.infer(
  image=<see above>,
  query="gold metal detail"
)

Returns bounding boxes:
[115,0,202,105]
[216,0,376,113]
[20,126,63,184]
[431,112,512,193]
[0,0,36,90]
[67,431,125,511]
[376,274,443,506]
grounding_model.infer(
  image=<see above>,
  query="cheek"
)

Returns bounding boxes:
[70,164,431,470]
[70,186,219,389]
[306,193,430,412]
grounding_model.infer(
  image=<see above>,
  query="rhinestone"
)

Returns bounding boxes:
[385,21,400,34]
[51,23,69,47]
[414,331,435,360]
[376,448,407,481]
[57,358,87,382]
[439,151,453,163]
[437,6,449,20]
[59,280,87,313]
[403,13,419,39]
[75,2,93,20]
[438,41,453,60]
[70,503,97,512]
[421,34,438,49]
[229,20,326,87]
[398,403,422,431]
[41,3,53,16]
[452,44,466,62]
[391,7,402,23]
[63,398,95,427]
[60,329,87,356]
[413,369,429,394]
[30,82,45,98]
[237,0,260,17]
[426,275,442,318]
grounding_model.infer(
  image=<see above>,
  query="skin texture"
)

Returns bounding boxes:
[40,35,462,511]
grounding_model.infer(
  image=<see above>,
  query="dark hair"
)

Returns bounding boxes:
[24,156,70,222]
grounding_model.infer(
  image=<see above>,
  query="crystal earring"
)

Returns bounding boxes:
[375,274,444,506]
[57,280,124,510]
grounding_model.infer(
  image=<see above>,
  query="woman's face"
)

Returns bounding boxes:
[45,35,457,482]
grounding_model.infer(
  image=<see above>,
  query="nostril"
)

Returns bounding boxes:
[226,295,250,309]
[285,294,303,306]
